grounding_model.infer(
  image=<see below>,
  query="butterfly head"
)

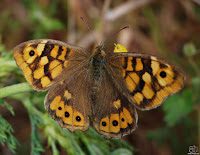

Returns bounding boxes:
[95,42,106,58]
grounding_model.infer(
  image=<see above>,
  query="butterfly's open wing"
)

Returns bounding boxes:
[45,61,92,132]
[92,68,138,139]
[107,53,185,110]
[14,39,91,132]
[14,39,88,90]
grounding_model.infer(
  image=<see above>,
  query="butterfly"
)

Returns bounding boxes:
[13,39,185,139]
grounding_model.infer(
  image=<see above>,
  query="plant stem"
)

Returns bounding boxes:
[0,83,33,98]
[0,60,16,68]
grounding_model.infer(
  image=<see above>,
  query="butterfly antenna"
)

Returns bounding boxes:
[80,17,99,46]
[102,26,130,45]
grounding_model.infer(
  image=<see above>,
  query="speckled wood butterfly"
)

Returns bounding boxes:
[14,39,185,139]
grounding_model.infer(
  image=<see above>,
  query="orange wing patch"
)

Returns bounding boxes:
[39,56,49,66]
[125,72,140,92]
[33,66,44,79]
[119,112,128,129]
[110,114,120,133]
[113,99,121,109]
[133,92,144,105]
[41,76,51,88]
[63,105,73,125]
[50,45,59,58]
[56,101,65,117]
[99,117,109,133]
[135,58,143,71]
[50,95,62,110]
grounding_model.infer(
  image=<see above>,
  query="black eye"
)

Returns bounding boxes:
[29,50,35,56]
[160,71,166,78]
[65,112,69,117]
[76,116,81,122]
[102,122,106,126]
[121,118,125,122]
[112,120,118,126]
[58,107,62,110]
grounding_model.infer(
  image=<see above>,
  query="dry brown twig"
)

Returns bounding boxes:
[105,0,152,21]
[192,0,200,5]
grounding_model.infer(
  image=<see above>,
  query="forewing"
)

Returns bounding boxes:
[14,39,88,90]
[107,52,185,110]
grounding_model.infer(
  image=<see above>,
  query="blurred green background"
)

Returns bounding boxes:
[0,0,199,154]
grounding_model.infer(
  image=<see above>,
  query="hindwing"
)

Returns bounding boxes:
[92,67,138,139]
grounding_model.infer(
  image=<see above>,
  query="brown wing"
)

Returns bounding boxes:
[92,68,138,139]
[107,52,185,110]
[14,39,88,90]
[45,60,92,132]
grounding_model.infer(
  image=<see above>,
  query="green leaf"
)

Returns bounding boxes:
[0,99,14,115]
[162,89,194,126]
[0,115,20,153]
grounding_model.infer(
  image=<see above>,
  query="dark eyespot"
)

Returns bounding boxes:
[160,71,166,78]
[112,120,118,126]
[65,111,69,117]
[29,50,35,56]
[76,116,81,122]
[58,107,62,110]
[102,122,106,126]
[121,118,125,122]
